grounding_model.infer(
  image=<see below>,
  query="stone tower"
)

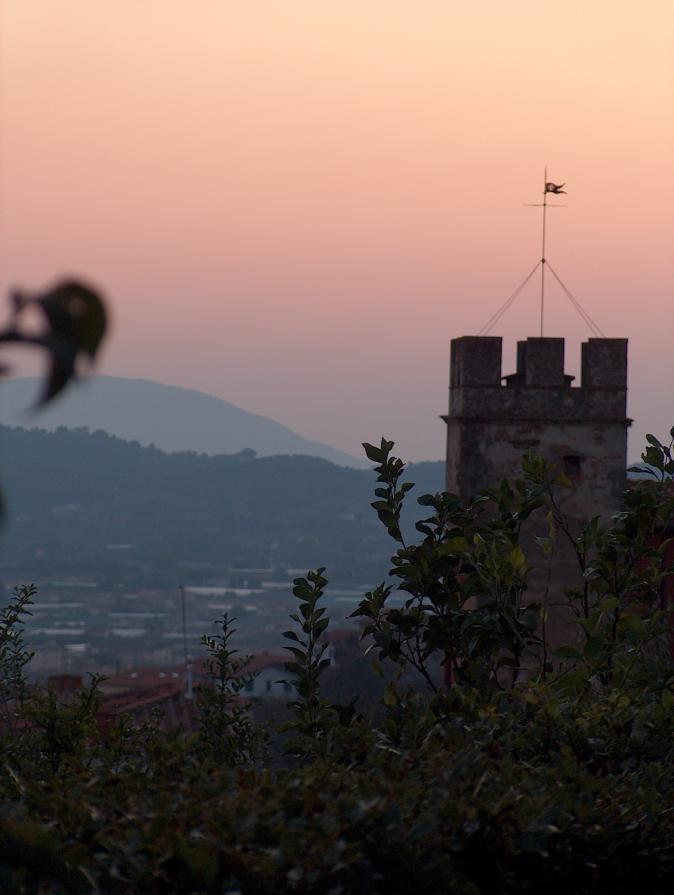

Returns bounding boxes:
[444,336,629,635]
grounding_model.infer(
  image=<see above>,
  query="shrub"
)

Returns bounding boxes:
[0,430,672,893]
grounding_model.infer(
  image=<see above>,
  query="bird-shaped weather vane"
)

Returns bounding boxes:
[477,170,605,338]
[524,168,566,336]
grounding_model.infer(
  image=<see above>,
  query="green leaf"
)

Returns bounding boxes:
[534,535,553,555]
[643,446,664,470]
[293,585,315,600]
[599,596,619,614]
[508,546,526,571]
[362,442,384,462]
[371,500,392,512]
[619,612,643,634]
[35,281,107,404]
[553,646,582,660]
[283,646,308,663]
[438,537,469,555]
[417,494,436,506]
[583,636,603,660]
[283,661,305,676]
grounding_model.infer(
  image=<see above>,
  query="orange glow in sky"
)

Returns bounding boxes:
[1,1,673,460]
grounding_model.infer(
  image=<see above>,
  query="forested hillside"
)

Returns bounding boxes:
[0,425,444,585]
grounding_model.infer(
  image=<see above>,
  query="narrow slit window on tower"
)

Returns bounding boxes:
[563,454,583,479]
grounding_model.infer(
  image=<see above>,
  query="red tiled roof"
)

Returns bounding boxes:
[101,651,290,696]
[191,652,288,677]
[324,628,359,644]
[100,682,184,715]
[99,666,183,694]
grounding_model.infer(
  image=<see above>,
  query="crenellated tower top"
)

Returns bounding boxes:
[448,336,628,423]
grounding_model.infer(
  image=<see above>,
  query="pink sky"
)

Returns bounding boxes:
[1,1,673,460]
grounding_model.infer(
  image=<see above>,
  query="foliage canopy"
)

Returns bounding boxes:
[1,290,673,892]
[0,426,672,893]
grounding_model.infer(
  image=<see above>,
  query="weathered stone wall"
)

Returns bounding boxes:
[445,336,629,644]
[447,418,628,517]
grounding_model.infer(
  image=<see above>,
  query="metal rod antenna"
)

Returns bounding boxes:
[497,172,601,336]
[180,584,188,665]
[524,173,565,333]
[540,167,547,336]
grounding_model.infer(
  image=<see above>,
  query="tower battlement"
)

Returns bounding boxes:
[448,336,628,422]
[445,333,629,645]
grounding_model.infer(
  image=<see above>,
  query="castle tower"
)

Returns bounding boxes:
[445,336,629,637]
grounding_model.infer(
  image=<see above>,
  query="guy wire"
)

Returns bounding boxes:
[545,263,605,338]
[478,262,541,336]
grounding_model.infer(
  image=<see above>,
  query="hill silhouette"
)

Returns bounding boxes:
[0,376,369,468]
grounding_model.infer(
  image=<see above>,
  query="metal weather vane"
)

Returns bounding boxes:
[477,170,605,338]
[524,168,566,336]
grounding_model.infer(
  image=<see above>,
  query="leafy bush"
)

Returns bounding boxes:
[196,613,268,764]
[0,430,672,893]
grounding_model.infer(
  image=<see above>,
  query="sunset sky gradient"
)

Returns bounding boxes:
[1,1,672,460]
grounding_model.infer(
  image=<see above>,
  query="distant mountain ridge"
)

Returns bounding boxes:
[0,424,445,586]
[0,376,369,468]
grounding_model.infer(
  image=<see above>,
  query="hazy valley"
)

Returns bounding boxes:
[0,422,443,675]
